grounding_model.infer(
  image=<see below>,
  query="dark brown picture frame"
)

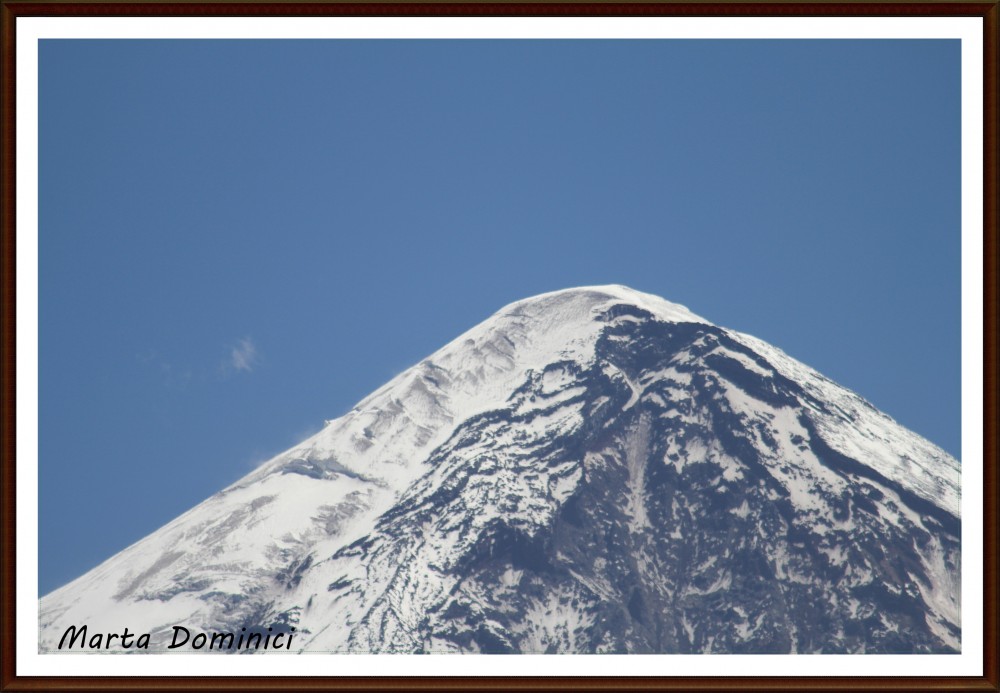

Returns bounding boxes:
[1,3,996,691]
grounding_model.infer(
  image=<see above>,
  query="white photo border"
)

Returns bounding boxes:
[15,15,985,679]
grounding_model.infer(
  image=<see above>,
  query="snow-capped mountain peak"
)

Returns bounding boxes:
[243,285,709,494]
[40,286,960,654]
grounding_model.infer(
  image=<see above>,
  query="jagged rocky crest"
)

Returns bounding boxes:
[40,285,960,653]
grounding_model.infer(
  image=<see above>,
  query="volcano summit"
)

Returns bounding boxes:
[40,285,960,654]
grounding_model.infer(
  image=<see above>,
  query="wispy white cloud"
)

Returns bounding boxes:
[229,337,259,373]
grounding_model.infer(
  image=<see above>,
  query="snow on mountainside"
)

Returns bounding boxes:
[39,285,960,654]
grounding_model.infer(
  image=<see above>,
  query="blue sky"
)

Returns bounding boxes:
[38,39,961,594]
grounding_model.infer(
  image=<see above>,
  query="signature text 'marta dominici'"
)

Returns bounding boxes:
[57,624,297,651]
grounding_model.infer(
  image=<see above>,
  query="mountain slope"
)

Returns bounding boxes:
[39,285,960,653]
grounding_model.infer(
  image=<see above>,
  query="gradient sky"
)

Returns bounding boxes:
[38,38,961,594]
